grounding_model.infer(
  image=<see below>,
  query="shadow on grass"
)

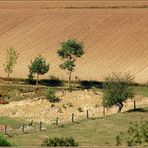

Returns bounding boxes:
[127,108,148,113]
[80,80,103,89]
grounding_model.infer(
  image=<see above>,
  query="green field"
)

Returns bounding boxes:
[0,107,148,146]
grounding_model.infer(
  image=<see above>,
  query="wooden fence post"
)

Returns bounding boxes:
[4,125,7,135]
[103,106,106,116]
[72,113,74,122]
[56,117,59,126]
[39,121,42,131]
[22,123,25,133]
[86,110,89,119]
[134,101,136,110]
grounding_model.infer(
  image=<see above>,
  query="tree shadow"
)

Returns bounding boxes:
[80,80,103,89]
[127,108,148,113]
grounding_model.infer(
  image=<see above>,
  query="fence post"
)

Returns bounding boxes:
[39,121,42,131]
[4,125,7,135]
[134,101,136,110]
[56,117,59,126]
[103,106,106,116]
[86,110,89,119]
[22,123,25,133]
[72,113,74,122]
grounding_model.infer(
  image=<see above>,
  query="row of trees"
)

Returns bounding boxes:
[3,39,84,86]
[3,39,135,113]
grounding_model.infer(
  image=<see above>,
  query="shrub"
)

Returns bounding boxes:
[46,88,58,103]
[116,121,148,146]
[77,107,83,112]
[0,135,11,146]
[42,137,78,147]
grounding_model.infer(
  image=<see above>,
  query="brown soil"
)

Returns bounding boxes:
[0,2,147,83]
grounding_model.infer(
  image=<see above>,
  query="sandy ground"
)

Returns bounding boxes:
[0,90,147,124]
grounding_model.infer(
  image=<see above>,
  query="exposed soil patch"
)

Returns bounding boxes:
[0,90,147,123]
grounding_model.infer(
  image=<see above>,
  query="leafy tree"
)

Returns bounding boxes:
[57,39,84,88]
[29,55,49,85]
[103,72,134,112]
[116,121,148,146]
[3,48,19,82]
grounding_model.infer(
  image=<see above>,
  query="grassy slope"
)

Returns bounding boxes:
[134,86,148,97]
[0,107,147,146]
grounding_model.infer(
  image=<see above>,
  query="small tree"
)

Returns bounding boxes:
[29,55,49,85]
[46,88,58,103]
[3,48,19,82]
[103,72,134,113]
[57,39,84,88]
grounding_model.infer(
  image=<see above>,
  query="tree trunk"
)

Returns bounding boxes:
[36,74,39,85]
[68,71,72,89]
[117,102,123,113]
[7,73,10,84]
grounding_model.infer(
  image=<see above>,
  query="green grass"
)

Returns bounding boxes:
[134,86,148,97]
[0,107,147,146]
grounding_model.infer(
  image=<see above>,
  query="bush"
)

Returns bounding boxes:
[116,121,148,146]
[46,88,58,103]
[42,137,78,147]
[0,135,11,146]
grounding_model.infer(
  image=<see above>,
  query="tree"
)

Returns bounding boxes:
[3,48,19,82]
[103,72,134,113]
[57,39,84,88]
[29,55,49,85]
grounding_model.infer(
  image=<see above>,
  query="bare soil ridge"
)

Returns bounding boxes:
[0,90,147,123]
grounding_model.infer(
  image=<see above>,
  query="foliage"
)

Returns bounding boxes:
[0,135,11,146]
[103,72,134,112]
[116,121,148,146]
[57,39,84,88]
[46,88,58,103]
[3,48,19,79]
[42,137,78,147]
[29,55,49,85]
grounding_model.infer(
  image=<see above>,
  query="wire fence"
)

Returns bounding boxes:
[0,100,145,137]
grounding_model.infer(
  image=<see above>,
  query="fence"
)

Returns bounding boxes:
[1,100,139,136]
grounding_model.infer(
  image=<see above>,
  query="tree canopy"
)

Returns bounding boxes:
[29,55,49,85]
[3,48,19,81]
[57,39,84,88]
[103,72,134,112]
